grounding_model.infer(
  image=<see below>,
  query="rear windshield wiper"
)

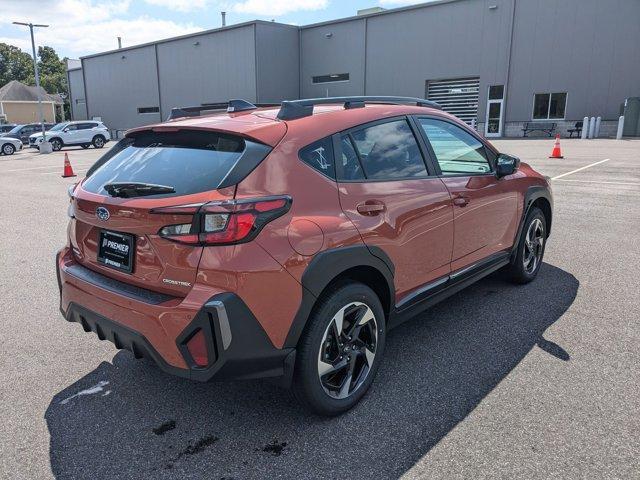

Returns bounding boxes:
[103,182,176,198]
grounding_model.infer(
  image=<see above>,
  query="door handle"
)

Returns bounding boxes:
[356,200,386,216]
[453,195,470,207]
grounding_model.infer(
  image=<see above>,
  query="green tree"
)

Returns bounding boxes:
[0,43,34,86]
[0,43,70,121]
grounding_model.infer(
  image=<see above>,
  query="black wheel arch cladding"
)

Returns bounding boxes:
[511,185,553,259]
[283,245,395,349]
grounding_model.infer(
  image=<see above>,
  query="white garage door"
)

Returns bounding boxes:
[426,77,480,125]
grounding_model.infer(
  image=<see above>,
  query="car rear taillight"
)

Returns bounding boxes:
[154,195,291,246]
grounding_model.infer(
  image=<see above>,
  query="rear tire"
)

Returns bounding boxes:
[506,207,546,284]
[2,143,15,155]
[292,281,386,416]
[92,135,105,148]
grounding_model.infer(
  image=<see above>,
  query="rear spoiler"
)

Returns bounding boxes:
[168,100,279,121]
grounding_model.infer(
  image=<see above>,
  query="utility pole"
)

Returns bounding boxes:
[12,21,51,153]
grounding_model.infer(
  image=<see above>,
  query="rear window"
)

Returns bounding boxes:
[83,130,259,197]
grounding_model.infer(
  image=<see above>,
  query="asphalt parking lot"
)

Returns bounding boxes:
[1,138,639,479]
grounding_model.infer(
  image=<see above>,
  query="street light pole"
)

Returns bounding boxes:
[12,21,51,153]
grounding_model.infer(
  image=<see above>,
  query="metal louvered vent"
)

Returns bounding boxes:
[426,77,480,125]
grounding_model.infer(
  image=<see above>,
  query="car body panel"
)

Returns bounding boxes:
[337,177,454,301]
[440,174,520,270]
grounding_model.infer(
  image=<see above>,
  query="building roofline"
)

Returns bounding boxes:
[78,0,470,61]
[300,0,468,29]
[80,20,298,60]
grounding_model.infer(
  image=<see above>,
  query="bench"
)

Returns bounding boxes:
[522,122,556,137]
[567,121,583,138]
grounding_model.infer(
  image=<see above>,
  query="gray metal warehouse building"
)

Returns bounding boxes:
[67,0,640,138]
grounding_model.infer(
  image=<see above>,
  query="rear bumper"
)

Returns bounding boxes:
[57,248,295,383]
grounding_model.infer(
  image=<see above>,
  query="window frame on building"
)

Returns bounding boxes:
[532,92,567,120]
[137,106,160,114]
[312,73,350,84]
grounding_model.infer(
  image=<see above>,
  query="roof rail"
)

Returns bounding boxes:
[168,99,279,121]
[276,96,441,120]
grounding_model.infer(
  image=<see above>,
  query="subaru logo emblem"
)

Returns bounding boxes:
[96,207,110,221]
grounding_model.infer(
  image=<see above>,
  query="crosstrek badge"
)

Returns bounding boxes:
[162,278,192,287]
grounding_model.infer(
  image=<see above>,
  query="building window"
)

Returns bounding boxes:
[312,73,349,84]
[533,93,566,120]
[75,98,85,104]
[137,107,160,114]
[488,85,504,100]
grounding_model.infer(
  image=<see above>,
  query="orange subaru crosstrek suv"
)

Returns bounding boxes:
[57,97,552,415]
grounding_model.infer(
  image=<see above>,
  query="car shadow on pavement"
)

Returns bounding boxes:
[45,263,577,480]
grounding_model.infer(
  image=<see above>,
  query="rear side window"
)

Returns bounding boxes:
[337,135,365,181]
[299,137,336,179]
[350,120,428,180]
[83,130,267,197]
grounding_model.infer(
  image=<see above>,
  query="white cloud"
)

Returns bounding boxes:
[0,0,202,57]
[143,0,210,12]
[231,0,328,16]
[4,0,132,25]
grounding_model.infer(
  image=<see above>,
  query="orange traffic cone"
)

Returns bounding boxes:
[549,134,564,158]
[62,153,76,178]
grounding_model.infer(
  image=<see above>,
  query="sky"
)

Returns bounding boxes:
[0,0,431,59]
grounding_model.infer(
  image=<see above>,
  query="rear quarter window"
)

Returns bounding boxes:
[83,130,270,197]
[299,137,336,179]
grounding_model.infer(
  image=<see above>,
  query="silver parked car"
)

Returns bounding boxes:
[0,135,23,155]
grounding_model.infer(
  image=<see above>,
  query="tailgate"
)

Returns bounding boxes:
[70,188,235,297]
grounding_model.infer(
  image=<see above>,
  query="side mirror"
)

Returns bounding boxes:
[496,154,520,178]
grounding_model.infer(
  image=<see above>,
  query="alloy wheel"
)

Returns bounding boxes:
[523,218,544,274]
[317,301,378,399]
[2,144,14,155]
[94,137,104,148]
[51,140,62,151]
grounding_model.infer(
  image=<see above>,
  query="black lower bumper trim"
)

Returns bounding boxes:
[64,302,191,379]
[62,293,295,383]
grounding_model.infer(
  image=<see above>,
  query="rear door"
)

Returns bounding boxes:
[78,122,98,143]
[20,125,36,143]
[70,129,264,297]
[335,117,454,301]
[414,116,519,271]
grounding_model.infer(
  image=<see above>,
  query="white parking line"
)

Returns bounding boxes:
[554,179,640,187]
[551,159,610,180]
[42,169,88,175]
[5,163,93,173]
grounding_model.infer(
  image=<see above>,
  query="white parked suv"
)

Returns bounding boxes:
[29,121,110,151]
